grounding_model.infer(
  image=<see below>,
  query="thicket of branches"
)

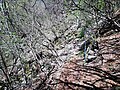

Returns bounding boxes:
[0,0,119,90]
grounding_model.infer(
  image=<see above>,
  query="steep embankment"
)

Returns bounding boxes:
[53,33,120,90]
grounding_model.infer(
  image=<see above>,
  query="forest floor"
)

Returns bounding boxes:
[53,33,120,90]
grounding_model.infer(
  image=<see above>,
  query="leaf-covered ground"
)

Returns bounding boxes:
[53,33,120,90]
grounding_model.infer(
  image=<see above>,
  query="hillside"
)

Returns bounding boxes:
[53,33,120,90]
